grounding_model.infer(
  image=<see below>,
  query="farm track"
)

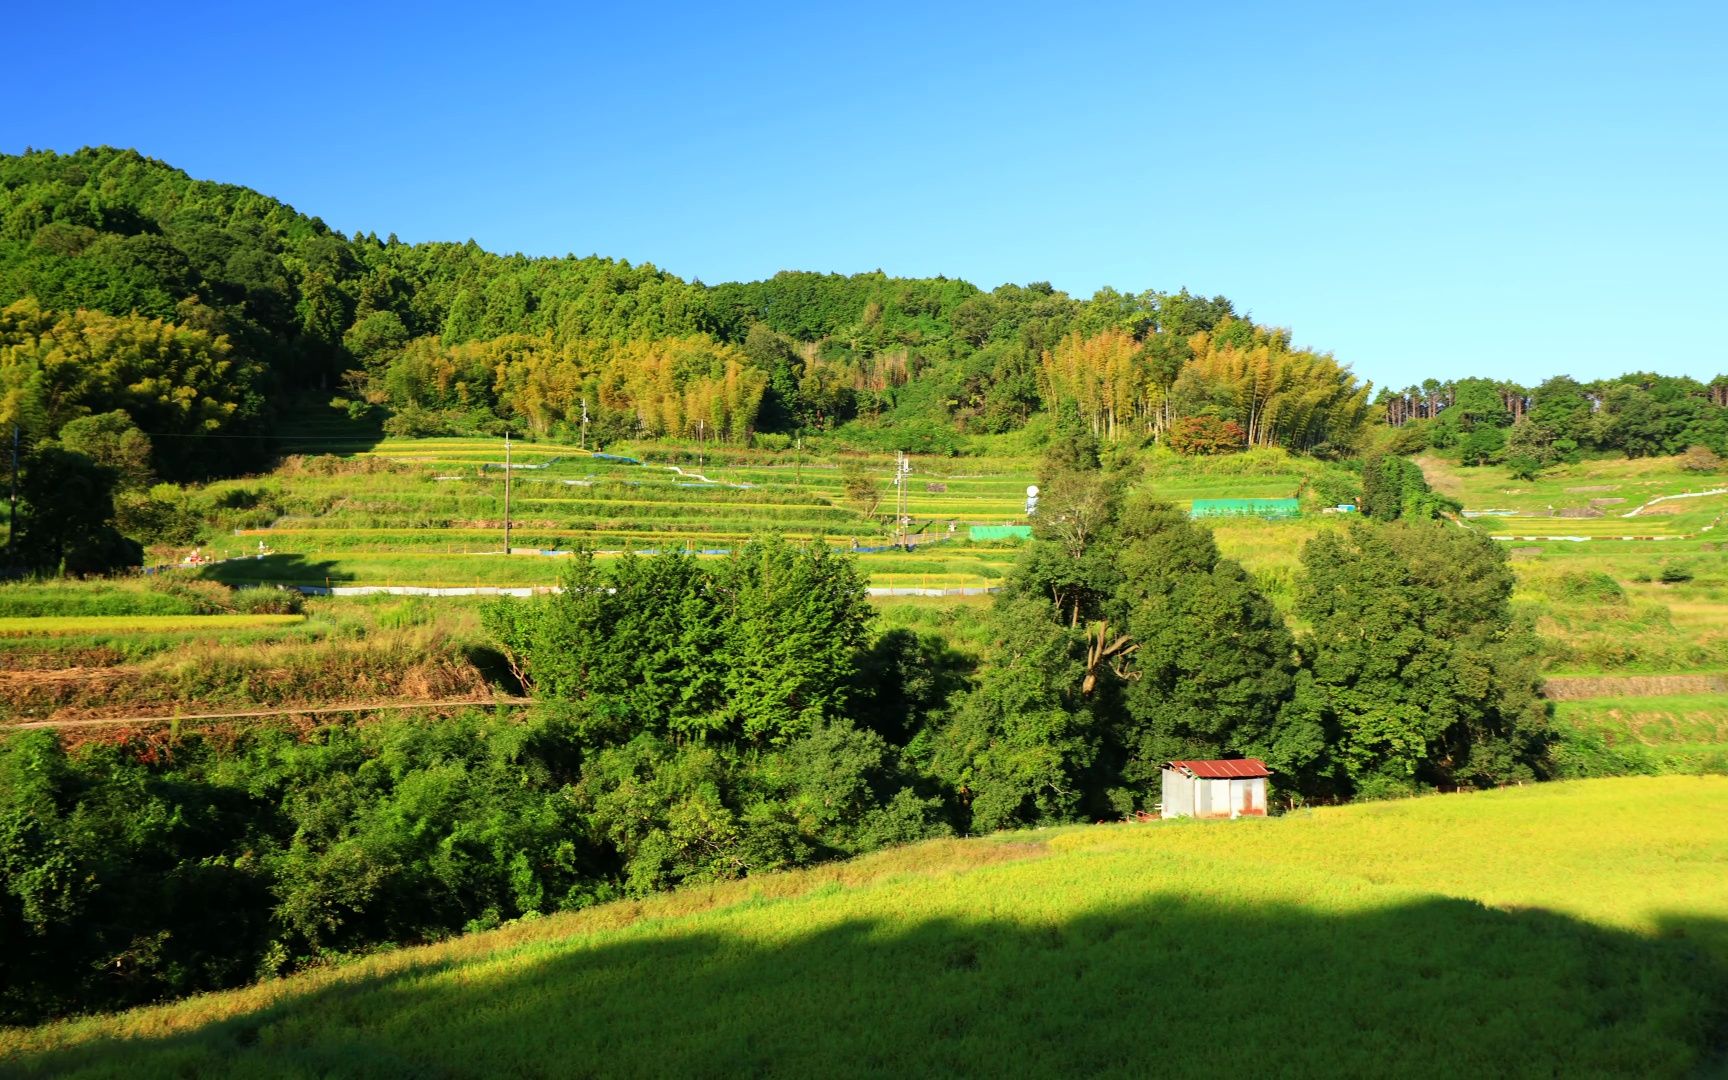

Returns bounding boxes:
[4,697,534,730]
[1542,673,1728,700]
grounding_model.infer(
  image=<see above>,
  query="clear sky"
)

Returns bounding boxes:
[3,1,1723,390]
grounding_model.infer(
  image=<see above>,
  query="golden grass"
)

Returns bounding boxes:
[5,778,1724,1077]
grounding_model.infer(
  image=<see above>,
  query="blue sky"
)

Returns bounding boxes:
[3,1,1724,390]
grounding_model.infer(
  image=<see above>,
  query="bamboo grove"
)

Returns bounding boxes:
[1037,322,1371,451]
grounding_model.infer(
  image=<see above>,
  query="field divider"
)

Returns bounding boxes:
[10,697,536,731]
[281,583,1005,598]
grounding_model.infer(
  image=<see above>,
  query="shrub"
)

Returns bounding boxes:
[1505,454,1544,481]
[1165,415,1246,456]
[115,484,202,545]
[1309,468,1361,509]
[1659,564,1694,584]
[229,587,305,615]
[1459,427,1506,466]
[1553,571,1626,605]
[1681,445,1723,473]
[145,575,236,614]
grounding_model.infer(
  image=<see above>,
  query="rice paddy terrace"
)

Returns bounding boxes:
[211,452,1028,593]
[200,425,1035,595]
[186,404,1359,598]
[0,407,1351,728]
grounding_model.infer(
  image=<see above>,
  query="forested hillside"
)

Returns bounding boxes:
[0,147,1367,462]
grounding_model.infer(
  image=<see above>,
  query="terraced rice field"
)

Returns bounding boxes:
[188,417,1038,590]
[162,415,1728,771]
[0,586,496,726]
[171,401,1379,597]
[1417,453,1728,513]
[0,614,304,637]
[1406,455,1728,766]
[204,411,1368,595]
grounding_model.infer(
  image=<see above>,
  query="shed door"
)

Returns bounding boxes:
[1211,779,1231,816]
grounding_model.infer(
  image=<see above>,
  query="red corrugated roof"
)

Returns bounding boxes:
[1168,758,1271,779]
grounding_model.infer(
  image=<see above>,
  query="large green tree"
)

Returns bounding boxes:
[929,594,1104,832]
[1106,497,1320,795]
[12,446,142,573]
[1296,520,1548,795]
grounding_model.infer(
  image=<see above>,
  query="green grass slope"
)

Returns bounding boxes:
[4,777,1725,1078]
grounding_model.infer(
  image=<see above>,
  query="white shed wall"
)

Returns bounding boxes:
[1160,769,1193,819]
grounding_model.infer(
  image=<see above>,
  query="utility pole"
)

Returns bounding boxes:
[579,397,590,450]
[895,451,911,548]
[6,425,17,563]
[503,429,512,555]
[696,418,704,471]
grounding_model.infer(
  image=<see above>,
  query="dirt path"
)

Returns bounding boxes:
[1413,455,1465,500]
[5,697,533,731]
[1543,674,1727,701]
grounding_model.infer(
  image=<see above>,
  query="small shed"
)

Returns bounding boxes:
[1161,759,1270,820]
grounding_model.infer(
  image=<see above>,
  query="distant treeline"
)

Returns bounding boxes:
[1378,374,1728,470]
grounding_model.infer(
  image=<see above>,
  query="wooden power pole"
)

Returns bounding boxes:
[503,429,512,555]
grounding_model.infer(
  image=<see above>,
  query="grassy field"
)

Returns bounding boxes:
[1416,452,1728,514]
[1552,694,1728,771]
[2,777,1722,1078]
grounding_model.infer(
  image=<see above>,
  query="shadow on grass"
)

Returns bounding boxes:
[195,555,350,589]
[10,893,1726,1078]
[270,395,387,458]
[462,644,526,697]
